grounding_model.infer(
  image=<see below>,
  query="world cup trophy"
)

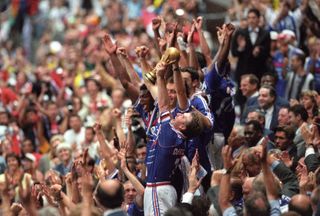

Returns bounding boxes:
[144,47,180,84]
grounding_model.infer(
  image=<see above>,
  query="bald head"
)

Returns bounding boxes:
[243,177,255,200]
[95,179,124,209]
[289,194,312,216]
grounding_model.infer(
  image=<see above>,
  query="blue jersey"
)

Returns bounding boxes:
[203,63,235,138]
[133,97,159,137]
[146,111,186,183]
[187,93,214,172]
[305,57,320,92]
[127,202,144,216]
[273,51,288,97]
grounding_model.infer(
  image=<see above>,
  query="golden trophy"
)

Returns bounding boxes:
[144,47,180,84]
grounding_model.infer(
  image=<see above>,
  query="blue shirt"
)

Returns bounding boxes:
[146,111,186,183]
[127,202,144,216]
[203,63,235,137]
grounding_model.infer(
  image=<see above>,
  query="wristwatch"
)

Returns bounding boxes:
[221,168,232,175]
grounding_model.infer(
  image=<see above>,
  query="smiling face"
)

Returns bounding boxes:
[58,148,71,163]
[171,112,193,132]
[124,181,137,204]
[7,156,19,172]
[258,87,274,109]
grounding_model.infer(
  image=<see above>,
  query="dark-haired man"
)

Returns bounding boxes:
[231,8,271,83]
[244,85,280,130]
[289,105,309,158]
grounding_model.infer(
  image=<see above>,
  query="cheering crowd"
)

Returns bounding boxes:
[0,0,320,215]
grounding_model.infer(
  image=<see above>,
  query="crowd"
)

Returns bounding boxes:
[0,0,320,215]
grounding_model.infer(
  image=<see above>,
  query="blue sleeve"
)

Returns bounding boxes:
[133,98,145,119]
[204,62,223,93]
[270,200,281,216]
[222,206,238,216]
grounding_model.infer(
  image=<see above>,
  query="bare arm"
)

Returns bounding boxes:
[188,23,199,70]
[152,16,163,58]
[194,17,212,67]
[219,145,234,212]
[156,62,170,113]
[173,62,189,111]
[102,34,139,102]
[93,123,117,159]
[117,47,140,86]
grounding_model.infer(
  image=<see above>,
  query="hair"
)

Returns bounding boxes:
[195,52,207,69]
[248,8,261,18]
[244,191,270,216]
[289,105,308,122]
[288,197,313,216]
[245,120,263,134]
[164,206,193,216]
[181,111,204,139]
[293,51,306,66]
[85,77,102,91]
[180,67,200,81]
[260,84,277,99]
[166,76,174,85]
[95,181,124,209]
[5,153,21,166]
[241,74,259,86]
[274,125,296,141]
[281,211,302,216]
[85,126,95,135]
[300,90,319,117]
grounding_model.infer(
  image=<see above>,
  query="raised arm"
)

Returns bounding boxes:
[173,61,189,111]
[116,47,140,86]
[194,17,212,67]
[187,23,200,70]
[152,16,163,58]
[156,62,170,113]
[93,123,117,159]
[102,34,139,102]
[219,145,234,213]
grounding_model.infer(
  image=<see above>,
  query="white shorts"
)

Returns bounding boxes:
[143,182,177,216]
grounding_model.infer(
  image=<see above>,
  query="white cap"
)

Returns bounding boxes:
[56,142,71,153]
[270,31,278,40]
[281,29,296,40]
[24,153,36,162]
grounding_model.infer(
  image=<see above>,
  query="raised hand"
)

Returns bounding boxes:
[125,107,134,128]
[188,149,202,193]
[194,16,203,31]
[102,34,117,54]
[217,24,227,45]
[93,122,103,133]
[155,61,167,78]
[152,16,162,31]
[116,47,128,58]
[226,23,235,37]
[222,145,234,170]
[135,46,150,59]
[187,23,196,44]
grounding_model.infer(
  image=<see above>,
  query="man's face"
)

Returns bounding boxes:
[124,182,137,204]
[85,128,95,143]
[47,104,58,119]
[291,55,301,72]
[244,124,262,147]
[111,89,124,109]
[242,154,261,177]
[136,146,146,160]
[240,77,256,97]
[0,112,9,125]
[261,75,275,87]
[278,108,290,126]
[140,91,153,111]
[258,88,274,109]
[288,111,299,127]
[166,83,177,108]
[22,140,34,153]
[275,131,290,150]
[171,112,192,131]
[69,116,82,132]
[247,12,259,28]
[58,148,71,162]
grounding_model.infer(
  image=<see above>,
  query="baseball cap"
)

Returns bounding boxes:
[56,142,72,153]
[24,153,36,162]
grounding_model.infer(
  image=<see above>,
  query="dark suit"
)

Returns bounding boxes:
[231,27,271,83]
[305,153,320,173]
[242,105,280,131]
[273,161,299,197]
